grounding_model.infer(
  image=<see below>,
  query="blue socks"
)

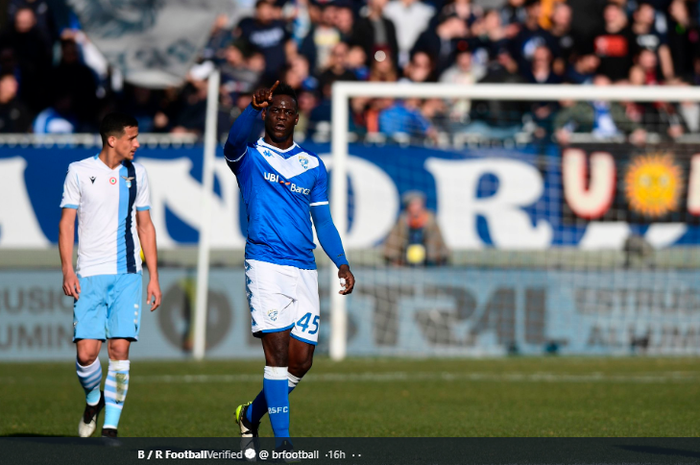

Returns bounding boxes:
[262,366,290,444]
[248,371,301,425]
[76,358,102,405]
[103,360,130,430]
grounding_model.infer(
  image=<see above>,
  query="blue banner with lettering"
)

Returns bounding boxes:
[2,143,700,249]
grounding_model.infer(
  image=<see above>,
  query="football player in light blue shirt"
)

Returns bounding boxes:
[226,81,355,449]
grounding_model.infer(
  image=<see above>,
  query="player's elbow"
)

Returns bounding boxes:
[137,222,155,240]
[58,219,74,237]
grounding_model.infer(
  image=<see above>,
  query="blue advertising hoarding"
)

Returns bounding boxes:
[2,142,700,250]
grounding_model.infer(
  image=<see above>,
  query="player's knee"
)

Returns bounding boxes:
[108,348,128,360]
[76,350,98,366]
[291,357,313,377]
[107,344,130,361]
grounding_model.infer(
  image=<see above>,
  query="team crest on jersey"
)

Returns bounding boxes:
[298,156,309,170]
[267,309,279,321]
[121,175,135,188]
[109,177,117,185]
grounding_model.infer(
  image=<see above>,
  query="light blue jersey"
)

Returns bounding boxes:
[225,126,329,269]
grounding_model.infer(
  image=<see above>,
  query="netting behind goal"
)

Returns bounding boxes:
[325,82,700,359]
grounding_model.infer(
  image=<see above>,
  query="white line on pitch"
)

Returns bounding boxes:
[1,371,698,385]
[135,371,700,384]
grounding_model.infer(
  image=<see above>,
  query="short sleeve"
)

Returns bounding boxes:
[309,157,329,207]
[135,167,151,211]
[60,164,80,209]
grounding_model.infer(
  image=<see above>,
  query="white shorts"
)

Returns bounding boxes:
[245,259,320,345]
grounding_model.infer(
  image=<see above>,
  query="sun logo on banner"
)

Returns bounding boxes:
[624,153,682,218]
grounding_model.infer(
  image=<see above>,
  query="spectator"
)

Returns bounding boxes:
[440,49,477,120]
[118,85,160,133]
[553,74,646,145]
[299,1,342,72]
[500,0,527,38]
[421,97,450,134]
[629,60,686,138]
[524,44,561,83]
[509,0,559,72]
[368,48,399,81]
[666,0,700,80]
[379,97,438,141]
[51,38,98,129]
[412,15,471,75]
[383,0,435,67]
[235,0,292,81]
[32,92,77,134]
[471,9,508,73]
[220,43,266,101]
[318,41,357,92]
[523,45,561,139]
[537,0,563,30]
[383,190,450,267]
[8,0,56,42]
[566,53,600,84]
[0,8,52,112]
[567,0,609,50]
[0,73,32,132]
[351,0,400,70]
[170,78,208,135]
[289,0,312,46]
[672,78,700,133]
[630,2,674,80]
[349,96,372,135]
[333,0,355,41]
[296,89,319,137]
[592,2,635,82]
[402,50,437,82]
[629,48,661,85]
[549,2,575,74]
[432,0,478,29]
[346,44,370,80]
[202,14,234,65]
[150,87,182,133]
[289,54,319,90]
[469,50,528,136]
[440,49,477,85]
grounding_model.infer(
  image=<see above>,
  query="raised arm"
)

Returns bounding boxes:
[224,81,280,163]
[311,204,355,295]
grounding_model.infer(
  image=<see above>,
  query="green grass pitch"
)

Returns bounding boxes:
[1,357,699,437]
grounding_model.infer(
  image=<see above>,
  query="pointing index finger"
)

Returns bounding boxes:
[268,80,280,99]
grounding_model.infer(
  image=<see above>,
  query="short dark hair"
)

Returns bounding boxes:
[272,83,298,109]
[100,112,138,146]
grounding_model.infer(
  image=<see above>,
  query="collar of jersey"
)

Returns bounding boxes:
[257,138,299,157]
[93,153,125,171]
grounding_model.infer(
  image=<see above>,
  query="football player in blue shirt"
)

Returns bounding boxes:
[225,81,355,447]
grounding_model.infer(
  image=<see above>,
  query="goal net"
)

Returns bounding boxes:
[325,82,700,360]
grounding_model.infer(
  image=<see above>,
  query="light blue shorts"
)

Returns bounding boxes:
[73,273,143,341]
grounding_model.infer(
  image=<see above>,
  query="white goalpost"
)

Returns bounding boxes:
[328,81,700,361]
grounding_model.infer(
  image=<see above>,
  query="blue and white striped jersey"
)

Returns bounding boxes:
[60,155,151,277]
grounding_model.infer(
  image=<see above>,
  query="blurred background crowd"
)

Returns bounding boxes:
[2,0,700,143]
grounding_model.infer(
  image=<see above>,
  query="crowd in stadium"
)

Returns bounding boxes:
[2,0,700,142]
